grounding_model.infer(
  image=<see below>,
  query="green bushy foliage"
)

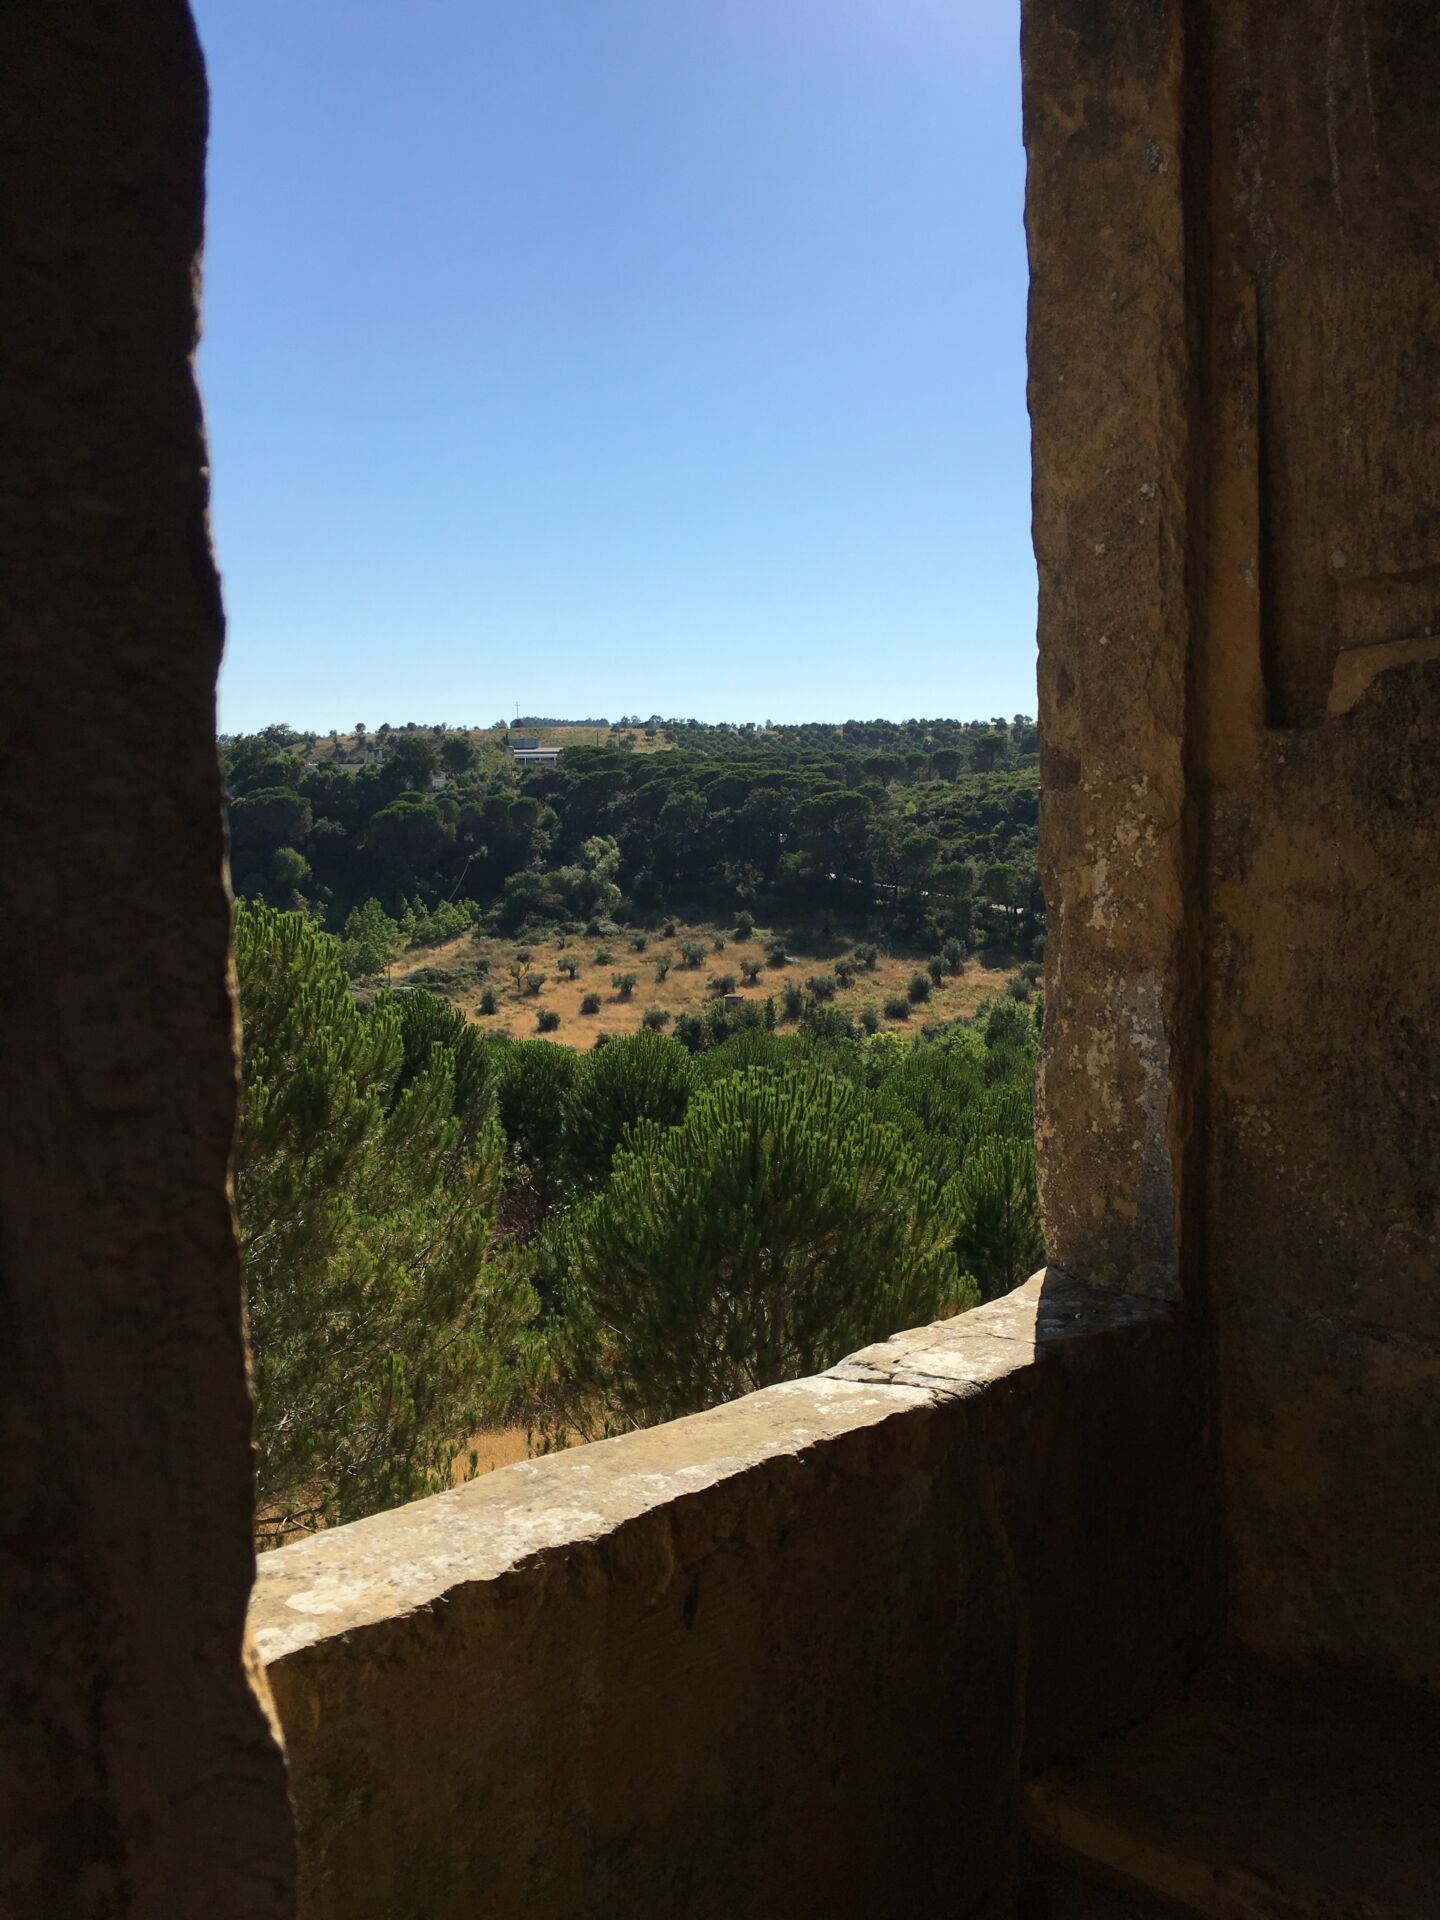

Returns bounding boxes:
[234,904,531,1548]
[339,898,404,980]
[563,1030,696,1192]
[554,1069,969,1429]
[494,1039,579,1227]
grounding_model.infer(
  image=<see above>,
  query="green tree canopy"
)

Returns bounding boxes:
[338,897,403,979]
[558,1067,969,1429]
[562,1030,695,1191]
[233,903,531,1546]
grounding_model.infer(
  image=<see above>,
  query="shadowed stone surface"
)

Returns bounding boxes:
[0,7,293,1915]
[255,1274,1208,1920]
[1024,1658,1440,1918]
[1024,0,1440,1694]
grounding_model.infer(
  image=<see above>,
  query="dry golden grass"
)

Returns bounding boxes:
[450,1423,536,1483]
[391,918,1019,1051]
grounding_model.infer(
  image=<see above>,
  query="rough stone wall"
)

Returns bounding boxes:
[1026,0,1440,1693]
[1199,1,1440,1693]
[256,1278,1207,1920]
[1024,1,1195,1302]
[0,8,294,1914]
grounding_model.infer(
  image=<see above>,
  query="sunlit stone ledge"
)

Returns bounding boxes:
[252,1270,1207,1920]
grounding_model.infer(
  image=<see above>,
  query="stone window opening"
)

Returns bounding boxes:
[3,4,1437,1916]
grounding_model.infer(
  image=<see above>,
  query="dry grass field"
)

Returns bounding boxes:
[390,916,1021,1049]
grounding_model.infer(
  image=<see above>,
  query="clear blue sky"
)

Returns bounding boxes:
[194,0,1034,734]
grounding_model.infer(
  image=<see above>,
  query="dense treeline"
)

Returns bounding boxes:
[222,715,1044,962]
[236,902,1045,1546]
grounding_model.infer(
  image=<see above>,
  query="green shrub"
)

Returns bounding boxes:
[907,972,932,1003]
[477,986,497,1016]
[884,995,911,1021]
[733,911,754,940]
[740,957,762,983]
[537,1008,561,1032]
[806,973,838,1002]
[643,1007,671,1030]
[708,973,737,997]
[612,971,639,1000]
[781,979,805,1022]
[927,955,945,985]
[580,992,602,1015]
[800,1004,856,1042]
[406,897,476,948]
[764,937,789,968]
[859,1004,881,1034]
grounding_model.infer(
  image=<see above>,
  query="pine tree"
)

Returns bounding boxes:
[945,1135,1044,1301]
[494,1038,579,1230]
[562,1030,694,1191]
[557,1067,968,1429]
[233,904,531,1546]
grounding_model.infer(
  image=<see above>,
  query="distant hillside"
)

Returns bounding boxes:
[220,713,1043,967]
